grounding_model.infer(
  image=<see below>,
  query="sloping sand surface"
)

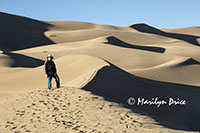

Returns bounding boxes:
[0,12,200,132]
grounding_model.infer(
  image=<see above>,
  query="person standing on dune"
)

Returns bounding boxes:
[44,54,60,90]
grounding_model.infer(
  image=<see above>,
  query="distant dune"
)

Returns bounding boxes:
[0,12,200,132]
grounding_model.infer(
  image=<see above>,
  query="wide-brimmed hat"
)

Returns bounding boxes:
[47,54,54,59]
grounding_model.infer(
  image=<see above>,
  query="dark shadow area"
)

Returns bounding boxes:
[177,58,200,66]
[105,36,165,53]
[2,51,44,68]
[0,12,54,51]
[130,23,200,46]
[82,62,200,131]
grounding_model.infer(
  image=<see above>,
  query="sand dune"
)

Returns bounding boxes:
[0,12,200,132]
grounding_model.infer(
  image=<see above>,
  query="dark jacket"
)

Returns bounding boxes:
[45,60,57,75]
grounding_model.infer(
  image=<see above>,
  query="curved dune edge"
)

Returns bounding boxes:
[59,55,110,89]
[130,57,198,71]
[80,61,200,131]
[129,57,200,86]
[65,68,104,89]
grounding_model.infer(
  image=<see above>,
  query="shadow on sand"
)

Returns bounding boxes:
[130,23,200,46]
[0,12,54,51]
[105,36,165,53]
[82,62,200,131]
[2,51,44,68]
[0,12,53,68]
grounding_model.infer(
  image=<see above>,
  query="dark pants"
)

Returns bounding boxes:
[47,72,60,90]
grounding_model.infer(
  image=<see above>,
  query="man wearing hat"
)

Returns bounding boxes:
[44,54,60,90]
